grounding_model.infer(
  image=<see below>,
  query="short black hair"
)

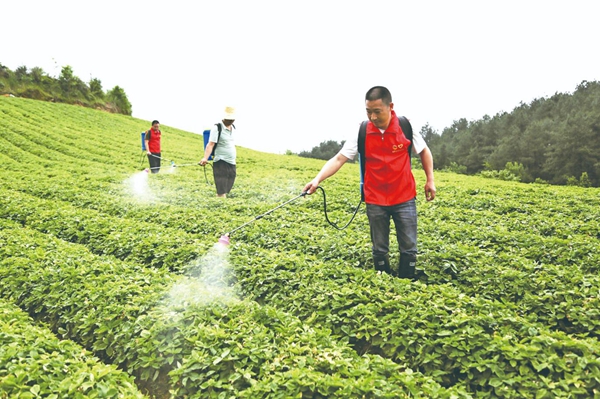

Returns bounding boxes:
[365,86,392,106]
[152,120,160,125]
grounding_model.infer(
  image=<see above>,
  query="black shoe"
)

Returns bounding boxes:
[373,254,391,274]
[397,266,415,279]
[398,254,417,279]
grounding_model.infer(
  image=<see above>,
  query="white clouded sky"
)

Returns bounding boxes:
[3,0,599,154]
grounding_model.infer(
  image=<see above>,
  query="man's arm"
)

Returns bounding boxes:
[145,140,151,154]
[199,142,216,165]
[419,147,436,201]
[303,152,349,194]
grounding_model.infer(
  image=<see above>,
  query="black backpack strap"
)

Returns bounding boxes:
[215,123,222,140]
[358,121,368,202]
[213,123,222,149]
[210,123,224,159]
[398,116,413,157]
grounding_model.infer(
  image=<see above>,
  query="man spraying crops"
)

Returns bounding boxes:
[199,106,237,198]
[303,86,436,279]
[145,120,162,174]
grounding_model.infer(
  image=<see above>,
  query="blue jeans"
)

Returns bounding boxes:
[366,198,417,260]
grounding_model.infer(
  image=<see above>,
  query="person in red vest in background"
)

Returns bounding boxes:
[304,86,436,279]
[145,120,162,173]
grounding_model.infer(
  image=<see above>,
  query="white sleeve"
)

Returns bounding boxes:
[339,133,359,161]
[411,129,428,155]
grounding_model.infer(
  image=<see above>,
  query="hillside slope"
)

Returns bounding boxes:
[2,96,600,398]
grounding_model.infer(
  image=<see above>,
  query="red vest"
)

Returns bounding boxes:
[363,111,416,205]
[147,128,161,153]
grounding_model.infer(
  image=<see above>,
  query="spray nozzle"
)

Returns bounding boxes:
[218,234,230,246]
[144,168,150,173]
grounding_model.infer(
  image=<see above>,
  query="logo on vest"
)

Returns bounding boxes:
[392,144,404,153]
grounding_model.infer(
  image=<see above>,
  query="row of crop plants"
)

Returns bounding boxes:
[227,242,600,397]
[1,121,109,170]
[0,298,145,398]
[4,161,597,281]
[2,173,599,342]
[0,188,210,271]
[2,171,600,349]
[1,97,203,172]
[6,161,597,274]
[0,218,466,398]
[1,125,152,180]
[2,157,598,285]
[2,182,600,396]
[0,132,49,169]
[2,98,145,160]
[0,167,312,237]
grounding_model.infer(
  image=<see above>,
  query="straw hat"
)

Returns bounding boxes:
[223,106,236,120]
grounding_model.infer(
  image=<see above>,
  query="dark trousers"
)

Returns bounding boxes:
[148,152,161,173]
[366,198,417,273]
[213,160,236,195]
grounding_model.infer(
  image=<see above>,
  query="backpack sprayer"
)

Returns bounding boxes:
[217,187,362,246]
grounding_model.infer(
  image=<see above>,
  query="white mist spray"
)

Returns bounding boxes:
[123,170,155,202]
[163,241,238,310]
[166,163,177,174]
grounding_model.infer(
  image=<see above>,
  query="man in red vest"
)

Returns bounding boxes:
[303,86,436,279]
[145,120,162,173]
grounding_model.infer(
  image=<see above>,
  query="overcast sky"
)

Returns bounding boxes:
[3,0,599,154]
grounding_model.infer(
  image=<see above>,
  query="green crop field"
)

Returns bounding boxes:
[1,96,600,398]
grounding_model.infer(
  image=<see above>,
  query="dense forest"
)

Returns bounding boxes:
[0,63,132,115]
[428,80,600,187]
[300,81,600,187]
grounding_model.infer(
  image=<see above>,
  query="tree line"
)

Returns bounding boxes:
[299,80,600,187]
[298,140,352,161]
[0,63,132,115]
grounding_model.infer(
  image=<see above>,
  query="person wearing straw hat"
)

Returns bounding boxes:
[145,120,162,174]
[199,106,238,197]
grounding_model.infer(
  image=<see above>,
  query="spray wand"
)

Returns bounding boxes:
[218,191,308,245]
[148,154,202,168]
[172,163,201,167]
[143,153,204,170]
[148,153,176,164]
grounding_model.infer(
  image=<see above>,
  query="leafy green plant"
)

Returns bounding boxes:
[0,299,146,398]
